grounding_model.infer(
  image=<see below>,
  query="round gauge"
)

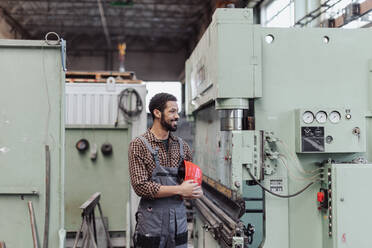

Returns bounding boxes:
[329,111,341,123]
[316,111,327,123]
[302,111,314,124]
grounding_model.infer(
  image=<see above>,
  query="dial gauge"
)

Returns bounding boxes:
[316,111,327,123]
[302,111,314,124]
[329,111,341,123]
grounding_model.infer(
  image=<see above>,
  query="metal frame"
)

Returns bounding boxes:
[0,0,214,54]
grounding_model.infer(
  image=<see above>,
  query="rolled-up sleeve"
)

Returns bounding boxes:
[128,140,161,199]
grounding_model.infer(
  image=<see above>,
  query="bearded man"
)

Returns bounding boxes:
[129,93,203,248]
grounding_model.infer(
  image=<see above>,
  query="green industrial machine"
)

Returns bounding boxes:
[64,81,146,247]
[186,8,372,248]
[0,39,65,247]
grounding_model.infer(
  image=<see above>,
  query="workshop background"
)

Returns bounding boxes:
[1,0,372,248]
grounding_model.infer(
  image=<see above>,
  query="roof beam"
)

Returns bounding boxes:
[29,27,192,38]
[10,13,200,23]
[3,0,201,5]
[0,7,32,38]
[96,0,112,48]
[10,8,200,18]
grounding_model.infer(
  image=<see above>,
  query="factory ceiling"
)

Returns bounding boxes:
[0,0,259,55]
[0,0,200,54]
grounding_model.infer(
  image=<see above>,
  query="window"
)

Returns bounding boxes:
[324,0,371,28]
[145,81,182,113]
[262,0,295,27]
[324,0,353,19]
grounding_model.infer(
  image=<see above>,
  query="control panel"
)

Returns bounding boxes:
[295,108,365,153]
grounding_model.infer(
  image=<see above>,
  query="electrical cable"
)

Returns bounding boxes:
[247,169,319,199]
[280,154,324,175]
[277,156,323,181]
[277,139,324,175]
[279,153,324,175]
[115,88,143,126]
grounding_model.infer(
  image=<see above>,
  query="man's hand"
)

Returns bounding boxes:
[179,180,203,199]
[178,180,199,198]
[191,185,203,199]
[155,180,203,199]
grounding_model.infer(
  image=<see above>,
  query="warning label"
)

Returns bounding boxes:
[270,179,283,192]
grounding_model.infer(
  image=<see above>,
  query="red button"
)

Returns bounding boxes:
[317,192,325,202]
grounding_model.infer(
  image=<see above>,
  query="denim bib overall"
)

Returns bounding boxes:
[134,136,188,248]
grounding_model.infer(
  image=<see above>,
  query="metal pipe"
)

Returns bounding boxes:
[126,201,131,248]
[220,228,233,247]
[28,201,39,248]
[96,0,112,48]
[200,196,237,230]
[219,109,246,131]
[194,199,222,229]
[43,145,50,248]
[195,198,234,238]
[195,198,244,247]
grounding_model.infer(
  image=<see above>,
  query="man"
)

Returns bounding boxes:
[129,93,203,248]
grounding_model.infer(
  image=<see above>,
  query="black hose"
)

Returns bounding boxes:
[247,169,315,199]
[115,88,143,126]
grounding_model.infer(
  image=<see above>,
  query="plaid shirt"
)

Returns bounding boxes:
[128,129,192,199]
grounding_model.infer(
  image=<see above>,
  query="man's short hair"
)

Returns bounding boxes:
[149,93,177,119]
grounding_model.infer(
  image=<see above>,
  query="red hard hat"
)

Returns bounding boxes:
[184,160,202,186]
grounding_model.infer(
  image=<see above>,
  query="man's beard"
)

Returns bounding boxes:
[161,115,178,132]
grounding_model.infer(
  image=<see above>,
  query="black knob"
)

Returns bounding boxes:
[101,143,113,156]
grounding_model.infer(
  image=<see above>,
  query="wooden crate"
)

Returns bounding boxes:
[65,71,142,84]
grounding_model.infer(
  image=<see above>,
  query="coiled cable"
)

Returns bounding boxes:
[115,88,143,126]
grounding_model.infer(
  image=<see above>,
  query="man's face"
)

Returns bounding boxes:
[160,101,179,132]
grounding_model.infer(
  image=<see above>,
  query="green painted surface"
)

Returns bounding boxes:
[185,8,261,113]
[241,184,264,248]
[255,24,371,248]
[65,126,131,232]
[0,39,65,247]
[321,163,372,248]
[186,8,372,248]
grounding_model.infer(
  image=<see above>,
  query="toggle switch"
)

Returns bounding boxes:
[317,188,329,210]
[317,191,325,202]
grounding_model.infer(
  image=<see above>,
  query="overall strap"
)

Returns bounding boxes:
[138,136,156,155]
[138,136,160,166]
[178,137,184,163]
